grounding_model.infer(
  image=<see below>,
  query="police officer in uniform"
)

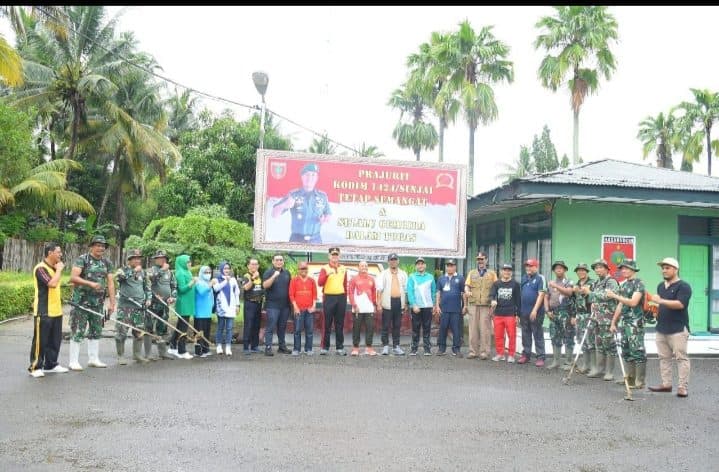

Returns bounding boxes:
[271,162,331,243]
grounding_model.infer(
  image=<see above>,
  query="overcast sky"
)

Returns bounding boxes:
[7,6,719,194]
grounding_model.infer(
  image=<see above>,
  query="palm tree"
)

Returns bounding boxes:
[498,145,534,184]
[166,88,199,145]
[407,32,460,162]
[308,134,336,155]
[355,142,384,158]
[388,83,438,161]
[534,6,618,164]
[440,21,513,192]
[0,35,23,87]
[637,112,679,169]
[0,159,93,214]
[676,88,719,176]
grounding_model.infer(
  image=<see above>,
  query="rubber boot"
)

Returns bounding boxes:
[68,340,83,371]
[587,351,605,378]
[561,347,574,371]
[632,362,646,389]
[133,338,149,363]
[144,336,158,361]
[603,355,616,381]
[616,360,635,386]
[116,339,128,365]
[158,341,174,360]
[577,351,591,374]
[546,346,561,369]
[87,339,107,368]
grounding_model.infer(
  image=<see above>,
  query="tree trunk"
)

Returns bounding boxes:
[50,138,56,161]
[706,125,712,176]
[572,108,579,164]
[97,152,120,224]
[438,116,446,163]
[67,98,81,161]
[414,146,420,161]
[468,125,476,195]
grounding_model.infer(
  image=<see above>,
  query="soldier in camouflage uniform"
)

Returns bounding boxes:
[581,258,619,381]
[146,250,177,360]
[69,235,116,371]
[572,263,594,374]
[544,260,576,370]
[271,163,331,243]
[115,249,152,364]
[608,259,647,389]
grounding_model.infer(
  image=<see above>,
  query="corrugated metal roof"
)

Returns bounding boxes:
[517,158,719,192]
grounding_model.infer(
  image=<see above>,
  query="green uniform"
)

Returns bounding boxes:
[115,266,152,341]
[574,277,594,352]
[547,277,576,350]
[617,277,647,364]
[147,264,177,336]
[588,275,619,356]
[71,254,113,342]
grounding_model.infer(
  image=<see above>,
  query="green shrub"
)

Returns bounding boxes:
[0,273,73,321]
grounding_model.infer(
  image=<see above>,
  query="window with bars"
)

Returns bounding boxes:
[475,220,505,271]
[510,212,552,280]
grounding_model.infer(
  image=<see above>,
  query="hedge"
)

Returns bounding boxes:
[0,272,73,322]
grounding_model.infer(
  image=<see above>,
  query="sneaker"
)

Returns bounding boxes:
[535,358,545,367]
[437,350,447,356]
[409,350,418,356]
[30,369,45,378]
[381,345,390,356]
[517,354,529,364]
[393,346,405,356]
[250,347,262,353]
[265,347,274,357]
[423,349,432,356]
[200,352,211,358]
[452,351,462,358]
[44,365,69,373]
[167,348,179,357]
[507,356,516,363]
[492,354,504,362]
[319,349,329,356]
[350,348,360,356]
[225,346,232,356]
[243,349,251,356]
[278,346,292,355]
[305,350,314,356]
[292,350,300,356]
[216,345,223,355]
[180,352,193,359]
[365,347,377,356]
[336,349,347,356]
[479,353,488,360]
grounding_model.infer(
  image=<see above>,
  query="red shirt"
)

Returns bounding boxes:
[348,273,377,308]
[289,275,317,311]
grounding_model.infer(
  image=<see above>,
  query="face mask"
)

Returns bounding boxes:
[200,272,212,282]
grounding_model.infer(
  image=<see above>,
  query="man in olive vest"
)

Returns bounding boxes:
[147,250,177,360]
[115,249,152,364]
[69,235,116,371]
[464,252,498,359]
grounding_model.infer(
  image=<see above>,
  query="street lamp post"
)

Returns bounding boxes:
[252,71,269,149]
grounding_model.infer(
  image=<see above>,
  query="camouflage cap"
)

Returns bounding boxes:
[574,263,590,272]
[617,259,639,272]
[591,258,609,270]
[151,250,168,259]
[89,235,109,247]
[301,163,319,175]
[551,260,568,271]
[126,248,143,260]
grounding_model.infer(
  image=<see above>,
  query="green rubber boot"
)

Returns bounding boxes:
[133,338,149,363]
[546,346,561,369]
[561,346,574,371]
[632,362,646,389]
[587,351,605,378]
[616,360,635,386]
[577,351,591,374]
[603,355,615,381]
[116,339,127,366]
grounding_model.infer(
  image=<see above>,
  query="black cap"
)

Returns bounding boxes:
[388,253,399,261]
[445,258,456,265]
[501,263,513,270]
[328,247,340,255]
[415,256,426,264]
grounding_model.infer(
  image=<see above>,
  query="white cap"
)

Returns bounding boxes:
[657,257,679,269]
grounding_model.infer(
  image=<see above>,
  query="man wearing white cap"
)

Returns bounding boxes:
[648,257,692,398]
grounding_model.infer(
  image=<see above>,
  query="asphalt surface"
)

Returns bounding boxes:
[1,315,718,472]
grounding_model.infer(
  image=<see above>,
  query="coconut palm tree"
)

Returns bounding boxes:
[440,21,513,192]
[166,88,199,145]
[308,134,336,155]
[355,142,384,158]
[388,83,438,161]
[637,112,679,169]
[534,6,618,165]
[676,88,719,176]
[498,145,534,184]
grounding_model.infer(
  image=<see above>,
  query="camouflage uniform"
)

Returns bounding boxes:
[71,254,113,342]
[547,277,576,350]
[147,263,177,337]
[588,275,619,357]
[617,278,647,364]
[574,276,594,353]
[115,265,152,342]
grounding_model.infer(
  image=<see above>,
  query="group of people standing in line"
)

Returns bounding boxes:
[27,238,693,398]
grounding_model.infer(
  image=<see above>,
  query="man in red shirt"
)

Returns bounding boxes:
[349,260,378,356]
[289,261,318,355]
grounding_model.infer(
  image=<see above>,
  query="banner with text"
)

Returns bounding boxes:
[253,150,467,257]
[601,235,636,281]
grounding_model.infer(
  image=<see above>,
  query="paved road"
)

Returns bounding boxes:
[1,316,717,471]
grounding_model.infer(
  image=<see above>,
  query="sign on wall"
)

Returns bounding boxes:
[253,150,467,257]
[601,235,636,280]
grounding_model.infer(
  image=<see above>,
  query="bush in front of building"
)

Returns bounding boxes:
[0,272,73,322]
